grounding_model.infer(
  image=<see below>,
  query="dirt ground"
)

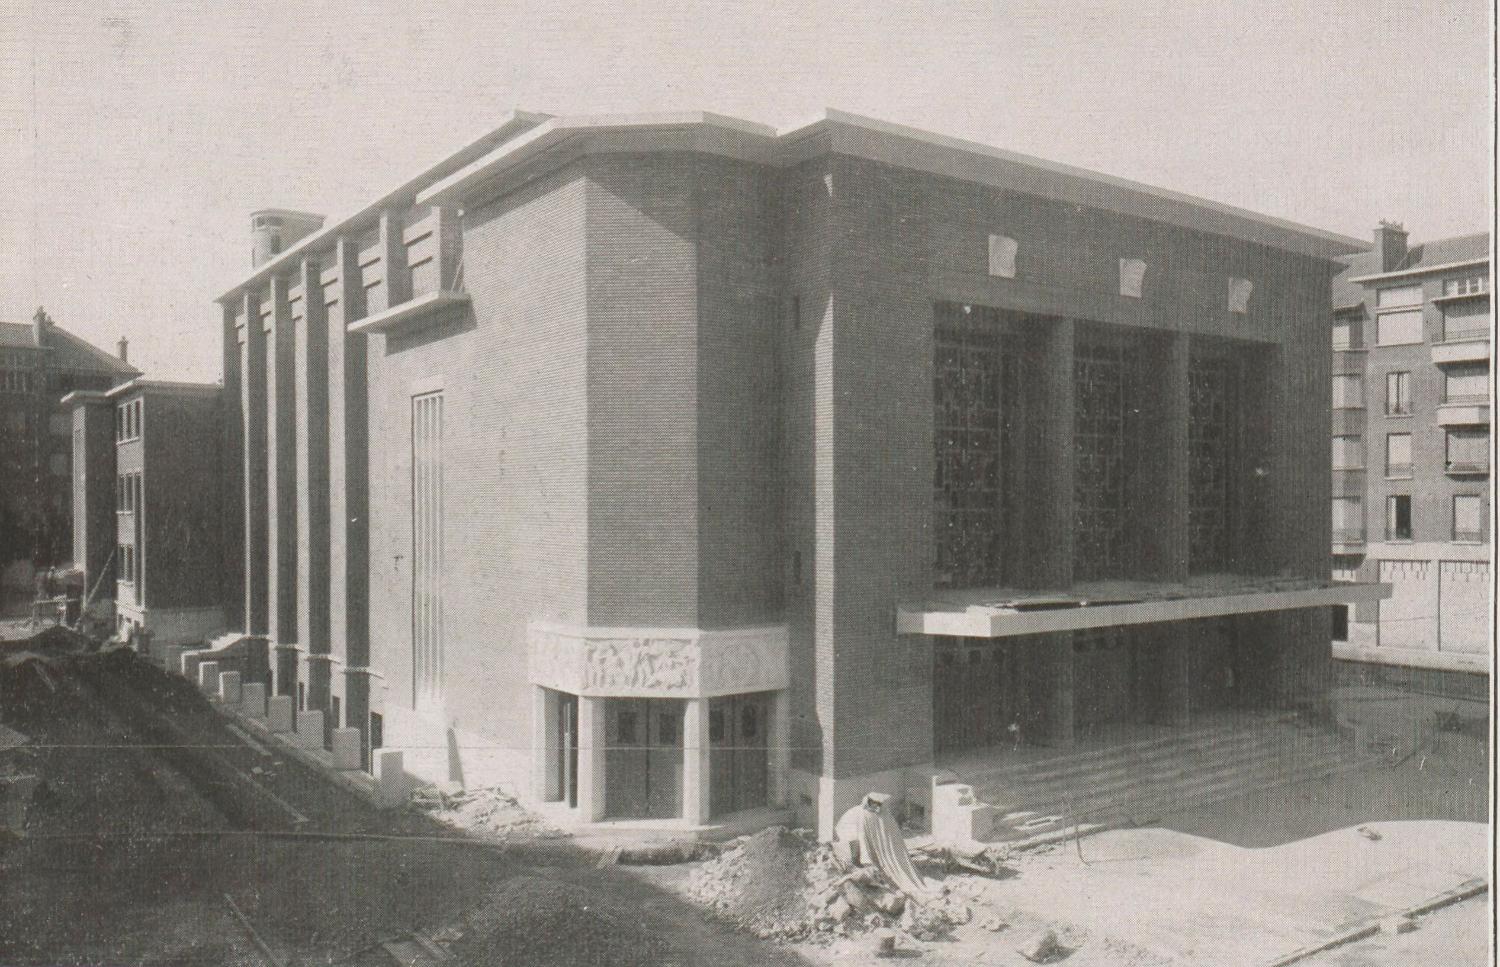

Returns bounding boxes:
[0,644,810,967]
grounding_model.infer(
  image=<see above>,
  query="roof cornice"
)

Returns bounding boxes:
[1346,256,1491,284]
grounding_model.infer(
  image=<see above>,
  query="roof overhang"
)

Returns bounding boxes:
[899,577,1390,638]
[106,378,222,399]
[1346,256,1490,285]
[59,390,110,407]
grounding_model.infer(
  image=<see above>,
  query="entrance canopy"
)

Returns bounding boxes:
[898,574,1389,639]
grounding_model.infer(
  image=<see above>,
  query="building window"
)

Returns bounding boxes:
[1332,435,1364,470]
[1227,277,1253,314]
[1332,496,1363,542]
[116,399,142,442]
[1332,374,1363,409]
[1332,318,1356,351]
[1385,495,1412,541]
[1443,274,1488,297]
[1376,309,1424,346]
[1445,428,1489,474]
[1441,299,1489,342]
[1453,495,1484,543]
[1376,285,1423,309]
[1443,364,1489,404]
[412,391,445,709]
[1385,371,1411,415]
[1384,433,1412,478]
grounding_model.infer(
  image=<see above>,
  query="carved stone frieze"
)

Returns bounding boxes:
[528,623,788,698]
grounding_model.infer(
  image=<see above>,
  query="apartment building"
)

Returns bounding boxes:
[1331,225,1491,674]
[0,309,136,610]
[208,109,1381,837]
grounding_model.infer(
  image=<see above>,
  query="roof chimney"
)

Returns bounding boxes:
[1375,221,1409,273]
[31,306,50,346]
[117,337,129,363]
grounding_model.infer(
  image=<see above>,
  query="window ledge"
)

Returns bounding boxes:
[1433,291,1490,304]
[347,290,470,335]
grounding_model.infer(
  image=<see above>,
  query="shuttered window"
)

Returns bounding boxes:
[412,392,445,708]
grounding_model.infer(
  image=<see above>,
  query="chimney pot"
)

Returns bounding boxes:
[117,337,129,363]
[1374,222,1409,273]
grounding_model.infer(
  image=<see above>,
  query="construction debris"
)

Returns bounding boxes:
[1017,927,1074,963]
[411,785,561,838]
[687,825,985,944]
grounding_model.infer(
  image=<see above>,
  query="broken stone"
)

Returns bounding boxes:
[872,928,897,957]
[1380,916,1417,935]
[1018,928,1071,963]
[827,897,852,922]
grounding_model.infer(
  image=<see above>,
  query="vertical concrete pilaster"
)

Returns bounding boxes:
[240,292,269,637]
[533,688,560,802]
[266,276,299,696]
[220,304,245,632]
[1134,332,1190,580]
[295,255,331,685]
[328,234,372,752]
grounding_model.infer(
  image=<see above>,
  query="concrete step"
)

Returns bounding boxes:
[1019,737,1358,824]
[962,719,1293,788]
[973,728,1302,810]
[976,729,1355,823]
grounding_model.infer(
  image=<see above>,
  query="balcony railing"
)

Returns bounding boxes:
[1445,460,1490,476]
[1331,528,1366,546]
[1441,392,1490,405]
[1441,327,1490,343]
[1386,527,1414,542]
[1452,528,1486,543]
[1385,462,1414,478]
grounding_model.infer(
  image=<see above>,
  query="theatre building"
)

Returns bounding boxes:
[212,109,1382,837]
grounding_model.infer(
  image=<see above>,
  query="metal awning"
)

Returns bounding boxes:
[898,576,1390,639]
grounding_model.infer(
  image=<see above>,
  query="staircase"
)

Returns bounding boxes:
[933,715,1379,845]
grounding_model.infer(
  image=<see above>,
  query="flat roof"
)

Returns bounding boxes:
[899,575,1390,638]
[217,108,1367,304]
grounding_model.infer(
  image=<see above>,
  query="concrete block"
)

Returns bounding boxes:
[296,709,325,750]
[197,661,220,696]
[241,683,267,719]
[268,695,294,733]
[372,749,407,806]
[331,727,362,771]
[218,670,242,705]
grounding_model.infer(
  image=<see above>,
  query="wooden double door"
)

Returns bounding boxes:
[709,693,770,818]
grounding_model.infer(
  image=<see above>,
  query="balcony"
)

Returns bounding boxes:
[1452,529,1486,544]
[1437,394,1491,426]
[1431,332,1491,365]
[1384,463,1413,479]
[1445,460,1489,477]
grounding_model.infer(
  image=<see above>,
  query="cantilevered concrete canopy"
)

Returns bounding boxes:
[898,575,1390,638]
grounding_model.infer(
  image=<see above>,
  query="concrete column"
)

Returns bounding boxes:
[683,698,712,825]
[380,208,410,308]
[373,749,406,806]
[533,688,560,802]
[296,709,325,750]
[576,696,608,822]
[197,661,220,696]
[242,682,267,719]
[266,274,299,697]
[768,690,791,808]
[1042,634,1075,746]
[294,256,331,678]
[241,291,269,636]
[331,727,362,770]
[1029,319,1074,589]
[267,695,294,733]
[218,670,242,706]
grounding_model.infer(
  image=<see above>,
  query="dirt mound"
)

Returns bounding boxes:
[452,875,675,967]
[413,785,562,839]
[688,826,817,940]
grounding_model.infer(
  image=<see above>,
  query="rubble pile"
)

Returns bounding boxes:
[687,826,985,944]
[412,785,562,838]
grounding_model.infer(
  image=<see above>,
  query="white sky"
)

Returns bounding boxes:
[1,0,1493,382]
